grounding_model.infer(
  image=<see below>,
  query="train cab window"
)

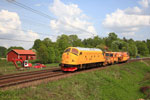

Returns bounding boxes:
[80,52,82,55]
[110,54,113,57]
[64,48,71,53]
[106,53,109,56]
[71,48,79,55]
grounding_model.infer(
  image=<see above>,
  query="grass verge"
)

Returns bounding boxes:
[0,60,59,75]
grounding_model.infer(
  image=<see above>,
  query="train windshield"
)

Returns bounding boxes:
[110,54,113,57]
[64,48,71,53]
[71,48,79,55]
[106,53,109,56]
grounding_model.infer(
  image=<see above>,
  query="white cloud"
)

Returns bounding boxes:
[103,9,150,27]
[124,6,142,14]
[49,0,97,39]
[102,0,150,37]
[121,32,135,37]
[0,10,39,49]
[138,0,149,8]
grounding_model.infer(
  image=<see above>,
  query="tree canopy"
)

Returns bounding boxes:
[0,33,149,63]
[7,46,24,52]
[0,46,7,58]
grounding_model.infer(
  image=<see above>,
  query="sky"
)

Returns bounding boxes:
[0,0,150,49]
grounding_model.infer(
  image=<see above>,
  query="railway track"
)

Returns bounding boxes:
[0,67,59,80]
[0,68,65,88]
[128,57,150,62]
[0,57,150,89]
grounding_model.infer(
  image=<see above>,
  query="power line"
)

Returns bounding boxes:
[1,26,55,37]
[6,0,96,36]
[20,18,51,28]
[0,37,34,42]
[0,4,51,29]
[7,0,54,20]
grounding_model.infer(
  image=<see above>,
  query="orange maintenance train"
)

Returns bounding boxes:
[104,52,130,65]
[60,47,130,72]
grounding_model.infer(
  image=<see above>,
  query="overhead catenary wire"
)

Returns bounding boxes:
[6,0,96,37]
[0,37,34,42]
[1,26,55,37]
[6,0,55,20]
[1,0,52,29]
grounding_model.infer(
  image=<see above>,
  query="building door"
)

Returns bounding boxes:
[26,56,28,60]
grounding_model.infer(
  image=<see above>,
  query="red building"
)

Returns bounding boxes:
[7,49,36,62]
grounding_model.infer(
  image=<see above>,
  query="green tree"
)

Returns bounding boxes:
[54,48,61,63]
[56,34,71,54]
[92,36,104,47]
[111,40,129,52]
[123,37,128,42]
[106,32,118,47]
[82,36,104,48]
[82,38,93,48]
[96,44,107,51]
[43,38,53,47]
[121,41,129,51]
[32,39,42,50]
[146,39,150,54]
[0,46,7,58]
[136,41,149,56]
[108,32,118,40]
[47,47,55,63]
[111,41,120,51]
[7,46,24,52]
[128,43,137,57]
[128,38,135,43]
[69,35,83,47]
[37,44,49,64]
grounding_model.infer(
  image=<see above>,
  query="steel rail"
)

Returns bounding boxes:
[0,68,60,80]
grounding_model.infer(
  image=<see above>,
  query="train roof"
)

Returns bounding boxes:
[75,47,102,51]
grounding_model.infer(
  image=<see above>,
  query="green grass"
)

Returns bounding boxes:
[45,63,59,67]
[0,60,59,75]
[0,60,150,100]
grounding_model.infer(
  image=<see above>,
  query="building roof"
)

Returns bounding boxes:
[12,49,36,55]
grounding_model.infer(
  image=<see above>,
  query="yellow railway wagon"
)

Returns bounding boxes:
[60,47,105,71]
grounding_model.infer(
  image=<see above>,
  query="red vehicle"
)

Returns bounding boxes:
[34,63,46,68]
[12,59,32,69]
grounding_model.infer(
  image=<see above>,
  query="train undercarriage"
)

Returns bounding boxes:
[60,62,104,72]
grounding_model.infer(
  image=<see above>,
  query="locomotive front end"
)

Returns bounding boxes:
[60,47,79,71]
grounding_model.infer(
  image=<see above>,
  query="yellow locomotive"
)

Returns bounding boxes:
[60,47,130,71]
[60,47,105,71]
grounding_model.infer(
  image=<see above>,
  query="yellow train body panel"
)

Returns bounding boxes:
[61,47,105,65]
